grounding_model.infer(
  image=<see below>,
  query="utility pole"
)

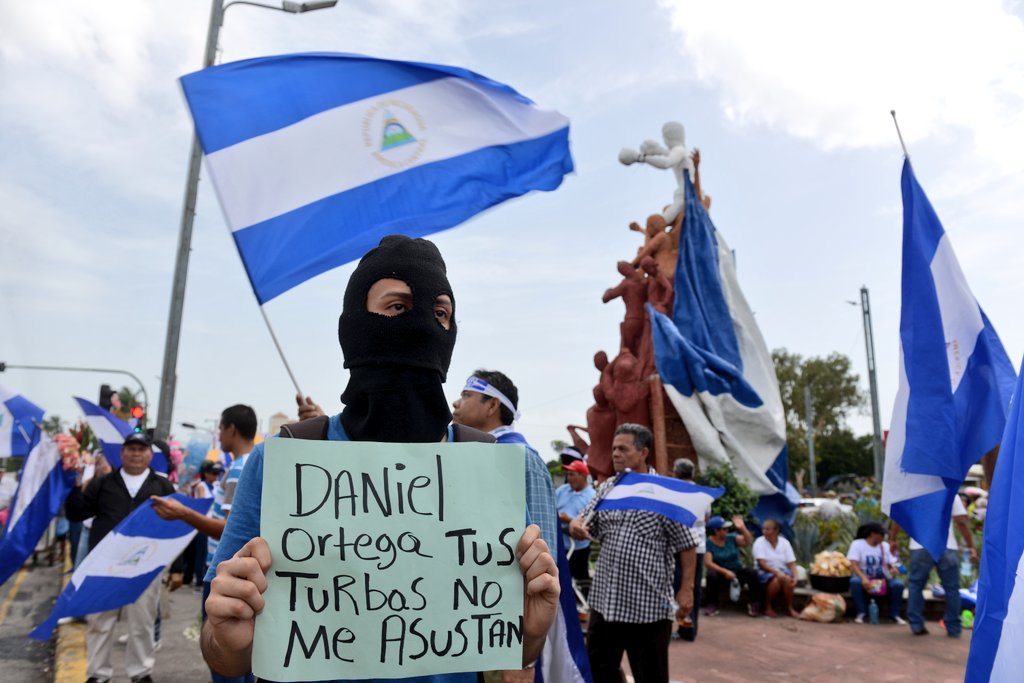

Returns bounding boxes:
[804,383,817,495]
[860,286,885,484]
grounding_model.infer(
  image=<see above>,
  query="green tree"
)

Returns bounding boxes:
[772,348,871,485]
[41,415,64,436]
[697,464,759,520]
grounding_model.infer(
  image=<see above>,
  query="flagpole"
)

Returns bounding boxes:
[890,110,911,162]
[258,307,303,396]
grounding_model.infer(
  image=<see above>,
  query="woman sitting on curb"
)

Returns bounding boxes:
[704,514,761,616]
[753,519,800,618]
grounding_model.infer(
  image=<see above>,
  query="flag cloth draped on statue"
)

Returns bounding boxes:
[180,52,573,303]
[0,384,44,458]
[31,493,213,639]
[74,397,168,474]
[880,160,1015,562]
[0,431,77,587]
[965,353,1024,682]
[594,472,723,525]
[648,172,791,508]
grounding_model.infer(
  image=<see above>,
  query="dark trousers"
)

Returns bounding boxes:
[704,566,762,609]
[587,611,672,683]
[568,545,591,598]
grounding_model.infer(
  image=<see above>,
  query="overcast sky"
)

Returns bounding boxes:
[2,0,1023,464]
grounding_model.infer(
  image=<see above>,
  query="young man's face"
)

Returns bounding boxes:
[365,278,453,330]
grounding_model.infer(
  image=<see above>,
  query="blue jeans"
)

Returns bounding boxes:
[908,548,961,636]
[849,575,904,620]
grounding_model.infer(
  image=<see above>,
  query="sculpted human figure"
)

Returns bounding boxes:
[619,121,695,224]
[629,213,680,280]
[610,349,651,427]
[634,256,673,379]
[602,261,647,355]
[567,385,616,480]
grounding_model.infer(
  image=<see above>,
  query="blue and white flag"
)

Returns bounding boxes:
[73,397,168,474]
[650,172,788,496]
[537,531,592,683]
[594,472,723,526]
[965,354,1024,683]
[881,161,1015,562]
[31,493,212,639]
[180,52,573,303]
[0,384,44,457]
[0,432,77,587]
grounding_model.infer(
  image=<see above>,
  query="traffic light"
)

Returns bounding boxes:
[99,384,116,411]
[131,405,145,432]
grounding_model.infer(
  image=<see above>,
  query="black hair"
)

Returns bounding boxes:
[855,522,886,540]
[221,404,258,440]
[615,423,653,452]
[472,369,518,426]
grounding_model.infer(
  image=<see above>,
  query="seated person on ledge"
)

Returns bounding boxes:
[752,519,800,618]
[704,515,761,617]
[847,522,906,625]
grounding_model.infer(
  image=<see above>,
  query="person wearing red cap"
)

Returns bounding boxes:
[556,459,596,596]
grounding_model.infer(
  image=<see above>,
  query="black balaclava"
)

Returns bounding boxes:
[338,235,456,442]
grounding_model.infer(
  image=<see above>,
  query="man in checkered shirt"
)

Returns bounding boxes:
[569,423,697,683]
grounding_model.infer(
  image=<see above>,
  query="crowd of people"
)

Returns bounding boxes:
[9,235,980,683]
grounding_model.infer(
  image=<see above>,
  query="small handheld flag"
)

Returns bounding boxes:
[594,472,723,526]
[0,432,77,587]
[74,397,168,474]
[179,52,573,303]
[0,385,44,458]
[31,493,212,639]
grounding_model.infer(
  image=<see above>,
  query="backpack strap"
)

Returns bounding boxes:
[279,415,330,440]
[452,424,496,444]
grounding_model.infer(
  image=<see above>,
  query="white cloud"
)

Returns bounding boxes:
[659,0,1024,170]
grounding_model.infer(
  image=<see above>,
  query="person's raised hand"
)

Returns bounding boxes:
[205,537,273,655]
[295,394,325,421]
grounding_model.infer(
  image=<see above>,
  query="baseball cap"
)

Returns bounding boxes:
[200,460,225,474]
[122,432,152,448]
[706,515,732,531]
[563,459,589,476]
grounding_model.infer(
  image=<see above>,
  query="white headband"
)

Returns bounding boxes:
[464,376,522,422]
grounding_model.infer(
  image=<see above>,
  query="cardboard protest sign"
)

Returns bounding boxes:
[254,439,526,681]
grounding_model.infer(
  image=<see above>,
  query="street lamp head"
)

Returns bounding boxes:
[282,0,338,12]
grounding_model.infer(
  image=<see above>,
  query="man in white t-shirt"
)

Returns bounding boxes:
[846,522,905,624]
[890,494,976,637]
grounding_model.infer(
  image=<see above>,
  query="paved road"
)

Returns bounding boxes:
[0,561,59,682]
[663,607,971,683]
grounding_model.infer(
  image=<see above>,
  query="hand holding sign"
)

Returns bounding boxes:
[203,537,272,677]
[516,525,559,664]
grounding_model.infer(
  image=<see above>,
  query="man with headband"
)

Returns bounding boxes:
[452,370,559,554]
[201,236,559,682]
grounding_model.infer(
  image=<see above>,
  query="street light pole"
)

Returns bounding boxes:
[0,362,150,410]
[154,0,337,441]
[804,383,817,495]
[859,286,885,484]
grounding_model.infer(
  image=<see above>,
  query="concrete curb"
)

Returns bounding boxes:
[53,544,87,683]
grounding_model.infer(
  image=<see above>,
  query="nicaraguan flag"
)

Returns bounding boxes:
[537,531,592,683]
[73,397,168,474]
[966,355,1024,682]
[594,472,723,526]
[0,384,45,457]
[650,172,788,496]
[180,52,574,303]
[31,493,212,639]
[0,432,77,587]
[881,160,1015,561]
